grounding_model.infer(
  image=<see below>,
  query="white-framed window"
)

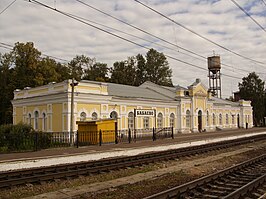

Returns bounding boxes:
[128,112,134,129]
[110,111,118,119]
[170,113,175,127]
[213,113,216,125]
[186,110,190,128]
[91,112,97,120]
[80,112,86,121]
[34,111,39,130]
[143,117,149,129]
[157,113,163,128]
[219,113,222,125]
[226,114,229,125]
[42,113,46,131]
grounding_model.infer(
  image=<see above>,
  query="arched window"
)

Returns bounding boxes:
[213,113,216,125]
[42,113,46,131]
[186,110,190,128]
[170,113,175,127]
[80,112,86,121]
[143,117,149,129]
[219,113,222,125]
[34,111,39,130]
[128,112,134,129]
[157,113,163,128]
[206,111,209,126]
[110,111,118,119]
[91,112,97,120]
[226,114,229,125]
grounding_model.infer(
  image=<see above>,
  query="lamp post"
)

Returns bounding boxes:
[70,78,78,146]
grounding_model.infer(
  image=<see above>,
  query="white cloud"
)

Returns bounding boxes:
[0,0,265,98]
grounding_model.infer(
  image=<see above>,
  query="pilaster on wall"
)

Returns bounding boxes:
[47,104,53,132]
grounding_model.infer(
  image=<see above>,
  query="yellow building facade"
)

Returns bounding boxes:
[12,79,253,133]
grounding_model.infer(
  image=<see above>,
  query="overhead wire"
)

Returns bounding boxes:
[231,0,266,33]
[66,12,250,76]
[27,0,242,80]
[66,12,200,62]
[0,42,69,63]
[0,0,17,15]
[134,0,266,67]
[76,0,251,75]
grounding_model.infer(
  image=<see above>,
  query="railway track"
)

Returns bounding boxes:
[145,154,266,199]
[0,134,265,189]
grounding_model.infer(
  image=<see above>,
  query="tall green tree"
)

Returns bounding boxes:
[0,53,15,124]
[68,55,93,81]
[110,57,136,85]
[13,42,42,87]
[83,62,109,82]
[135,54,146,86]
[0,42,71,125]
[238,72,265,126]
[144,48,173,86]
[110,49,173,86]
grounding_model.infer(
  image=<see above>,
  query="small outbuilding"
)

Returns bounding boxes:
[76,119,117,145]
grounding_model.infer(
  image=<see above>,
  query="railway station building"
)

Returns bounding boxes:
[12,78,253,134]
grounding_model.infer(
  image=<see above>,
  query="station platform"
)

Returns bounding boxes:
[0,128,266,172]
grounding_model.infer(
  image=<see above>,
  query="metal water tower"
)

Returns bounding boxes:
[208,55,221,98]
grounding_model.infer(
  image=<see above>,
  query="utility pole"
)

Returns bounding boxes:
[70,78,78,146]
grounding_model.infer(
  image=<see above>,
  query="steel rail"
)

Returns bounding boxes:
[144,154,266,199]
[0,134,265,189]
[223,173,266,199]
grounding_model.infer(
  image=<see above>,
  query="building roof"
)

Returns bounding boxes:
[107,82,174,101]
[138,81,177,99]
[208,97,239,107]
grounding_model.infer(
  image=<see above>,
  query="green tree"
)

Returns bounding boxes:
[0,42,71,125]
[0,53,16,124]
[13,42,42,87]
[110,49,173,86]
[37,57,71,84]
[110,57,136,85]
[68,55,94,81]
[83,62,109,82]
[144,48,173,86]
[135,54,146,86]
[239,72,265,126]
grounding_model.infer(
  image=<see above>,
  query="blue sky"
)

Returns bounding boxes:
[0,0,265,98]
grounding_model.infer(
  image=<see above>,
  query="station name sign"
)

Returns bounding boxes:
[135,109,155,117]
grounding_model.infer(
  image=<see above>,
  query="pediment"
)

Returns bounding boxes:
[191,83,208,97]
[195,89,207,97]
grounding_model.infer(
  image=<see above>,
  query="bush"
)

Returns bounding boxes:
[0,123,35,152]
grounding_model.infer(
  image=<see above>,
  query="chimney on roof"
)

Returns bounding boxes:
[196,78,201,83]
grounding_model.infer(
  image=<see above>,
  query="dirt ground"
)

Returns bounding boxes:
[0,140,265,199]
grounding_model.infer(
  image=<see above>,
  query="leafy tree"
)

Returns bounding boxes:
[110,57,136,85]
[68,55,94,81]
[83,62,109,82]
[238,72,265,126]
[135,54,146,86]
[13,42,42,87]
[0,53,15,124]
[0,42,71,125]
[56,62,72,81]
[144,49,173,86]
[110,49,173,86]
